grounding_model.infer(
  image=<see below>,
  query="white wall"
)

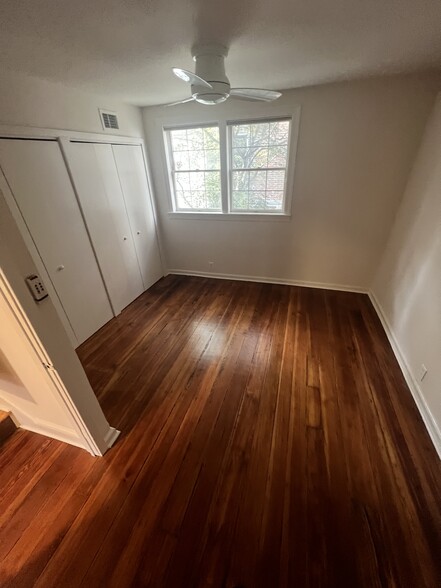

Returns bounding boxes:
[371,93,441,455]
[0,70,144,137]
[143,74,439,290]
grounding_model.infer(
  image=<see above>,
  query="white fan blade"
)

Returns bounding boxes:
[172,68,213,89]
[163,97,195,107]
[230,88,282,102]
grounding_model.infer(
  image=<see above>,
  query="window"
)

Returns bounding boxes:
[164,117,294,216]
[229,119,290,213]
[166,125,222,211]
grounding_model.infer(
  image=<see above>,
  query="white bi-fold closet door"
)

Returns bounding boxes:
[0,139,114,344]
[0,138,163,347]
[66,142,163,313]
[111,145,163,290]
[66,142,144,315]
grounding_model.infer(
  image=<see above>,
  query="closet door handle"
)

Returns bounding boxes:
[56,264,65,271]
[136,231,141,235]
[123,236,128,241]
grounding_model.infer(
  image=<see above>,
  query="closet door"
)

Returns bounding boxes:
[112,145,163,289]
[0,139,113,344]
[66,142,144,315]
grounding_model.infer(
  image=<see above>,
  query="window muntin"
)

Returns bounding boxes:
[229,119,290,212]
[167,126,221,211]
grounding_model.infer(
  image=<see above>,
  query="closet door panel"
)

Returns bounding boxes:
[112,145,163,289]
[67,142,143,314]
[0,139,113,344]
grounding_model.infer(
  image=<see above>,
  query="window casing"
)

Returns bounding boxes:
[164,116,294,217]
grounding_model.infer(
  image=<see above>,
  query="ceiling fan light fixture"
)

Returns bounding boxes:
[193,93,228,105]
[192,80,230,105]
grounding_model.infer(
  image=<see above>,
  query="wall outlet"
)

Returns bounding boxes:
[419,364,428,382]
[208,261,214,269]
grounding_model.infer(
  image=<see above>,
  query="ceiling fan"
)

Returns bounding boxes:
[165,44,282,106]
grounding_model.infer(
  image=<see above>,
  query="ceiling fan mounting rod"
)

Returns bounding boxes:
[192,44,229,86]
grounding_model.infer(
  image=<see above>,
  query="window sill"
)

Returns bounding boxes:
[167,211,292,222]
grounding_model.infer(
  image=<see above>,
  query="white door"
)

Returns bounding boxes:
[66,142,144,315]
[0,139,113,344]
[112,145,163,289]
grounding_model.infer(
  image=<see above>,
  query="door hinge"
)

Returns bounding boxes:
[42,362,55,371]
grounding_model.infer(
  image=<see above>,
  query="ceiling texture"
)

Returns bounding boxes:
[1,0,441,106]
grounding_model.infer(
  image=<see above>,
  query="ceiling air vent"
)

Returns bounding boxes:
[99,109,119,131]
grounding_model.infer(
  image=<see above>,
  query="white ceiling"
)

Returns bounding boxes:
[1,0,441,106]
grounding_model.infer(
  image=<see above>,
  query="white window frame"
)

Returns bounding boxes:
[164,122,223,213]
[163,112,299,220]
[227,117,292,215]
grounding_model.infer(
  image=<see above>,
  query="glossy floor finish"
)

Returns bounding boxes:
[0,275,440,587]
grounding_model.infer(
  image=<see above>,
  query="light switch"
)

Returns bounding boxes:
[25,274,49,302]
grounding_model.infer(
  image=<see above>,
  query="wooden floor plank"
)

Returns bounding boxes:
[0,275,439,588]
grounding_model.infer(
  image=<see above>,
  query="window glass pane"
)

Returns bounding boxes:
[174,171,221,210]
[265,191,284,210]
[188,150,205,170]
[186,127,204,150]
[266,169,285,191]
[229,119,290,213]
[205,149,220,170]
[168,126,221,211]
[249,170,266,191]
[249,192,266,209]
[232,191,248,209]
[173,151,189,171]
[170,130,188,152]
[268,145,288,167]
[167,120,291,214]
[232,147,269,169]
[269,120,290,145]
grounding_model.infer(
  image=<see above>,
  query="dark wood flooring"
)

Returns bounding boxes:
[0,275,440,587]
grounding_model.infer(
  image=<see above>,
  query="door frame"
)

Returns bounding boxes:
[0,267,115,455]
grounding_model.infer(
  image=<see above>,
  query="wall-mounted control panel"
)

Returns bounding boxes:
[25,274,49,302]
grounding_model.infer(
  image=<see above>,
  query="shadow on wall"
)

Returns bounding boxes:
[380,140,441,340]
[0,348,34,403]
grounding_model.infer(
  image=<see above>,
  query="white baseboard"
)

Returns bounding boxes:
[104,426,121,449]
[20,418,89,452]
[166,269,367,294]
[369,290,441,459]
[0,398,89,450]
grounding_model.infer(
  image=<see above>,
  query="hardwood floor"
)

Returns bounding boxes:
[0,275,440,587]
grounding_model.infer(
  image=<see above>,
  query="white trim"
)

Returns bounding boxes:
[0,268,118,456]
[103,426,121,449]
[227,116,297,216]
[369,290,441,459]
[219,120,229,213]
[166,269,367,293]
[167,211,291,221]
[0,123,143,144]
[19,419,90,451]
